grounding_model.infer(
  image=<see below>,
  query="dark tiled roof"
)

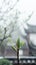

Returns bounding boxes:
[27,23,36,27]
[25,23,36,33]
[25,29,36,33]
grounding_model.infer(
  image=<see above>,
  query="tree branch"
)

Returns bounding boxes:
[12,46,17,52]
[3,0,19,14]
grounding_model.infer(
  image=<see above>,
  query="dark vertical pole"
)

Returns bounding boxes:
[17,48,19,65]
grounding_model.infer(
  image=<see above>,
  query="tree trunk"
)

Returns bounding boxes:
[17,48,19,65]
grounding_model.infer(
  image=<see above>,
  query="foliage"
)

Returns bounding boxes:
[16,38,20,49]
[0,59,12,65]
[12,38,25,51]
[16,38,25,49]
[12,46,17,51]
[7,37,12,43]
[20,41,25,48]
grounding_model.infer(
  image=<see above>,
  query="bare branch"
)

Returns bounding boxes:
[24,12,33,23]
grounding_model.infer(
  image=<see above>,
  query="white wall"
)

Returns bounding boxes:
[29,34,36,45]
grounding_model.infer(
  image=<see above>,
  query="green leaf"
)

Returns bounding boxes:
[20,41,25,48]
[16,38,25,49]
[16,38,20,49]
[12,46,17,51]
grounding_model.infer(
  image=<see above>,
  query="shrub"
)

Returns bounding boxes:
[0,59,12,65]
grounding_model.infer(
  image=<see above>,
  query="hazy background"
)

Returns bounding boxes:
[0,0,36,44]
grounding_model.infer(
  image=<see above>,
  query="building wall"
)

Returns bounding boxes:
[27,33,36,56]
[29,33,36,45]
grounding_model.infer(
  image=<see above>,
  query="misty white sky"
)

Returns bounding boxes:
[16,0,36,25]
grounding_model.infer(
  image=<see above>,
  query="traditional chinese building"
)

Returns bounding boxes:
[25,23,36,56]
